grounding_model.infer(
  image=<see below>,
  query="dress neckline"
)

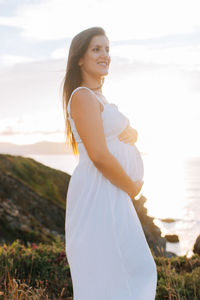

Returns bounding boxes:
[68,86,117,121]
[79,86,110,106]
[68,102,117,122]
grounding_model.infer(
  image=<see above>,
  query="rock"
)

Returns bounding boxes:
[132,195,177,257]
[164,251,177,258]
[164,234,179,243]
[160,218,176,223]
[193,235,200,255]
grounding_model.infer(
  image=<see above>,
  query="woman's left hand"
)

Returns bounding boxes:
[118,124,138,145]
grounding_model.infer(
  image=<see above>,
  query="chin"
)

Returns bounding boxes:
[98,70,109,76]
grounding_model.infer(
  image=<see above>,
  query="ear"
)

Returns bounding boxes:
[78,58,83,66]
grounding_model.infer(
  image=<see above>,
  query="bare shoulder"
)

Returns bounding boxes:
[70,88,101,120]
[69,88,109,163]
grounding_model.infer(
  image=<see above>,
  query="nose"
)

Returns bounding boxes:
[100,49,110,61]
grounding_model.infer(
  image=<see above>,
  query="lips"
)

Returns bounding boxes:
[97,61,108,66]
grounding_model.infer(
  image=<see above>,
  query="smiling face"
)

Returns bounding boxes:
[78,34,111,81]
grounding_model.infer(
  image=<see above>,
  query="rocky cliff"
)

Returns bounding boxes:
[0,154,69,244]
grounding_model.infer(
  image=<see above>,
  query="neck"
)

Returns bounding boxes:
[81,78,103,92]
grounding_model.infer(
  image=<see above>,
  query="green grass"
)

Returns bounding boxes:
[0,154,70,209]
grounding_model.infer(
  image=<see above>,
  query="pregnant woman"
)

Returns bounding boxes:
[62,26,157,300]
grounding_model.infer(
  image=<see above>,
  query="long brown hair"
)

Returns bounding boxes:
[62,27,106,158]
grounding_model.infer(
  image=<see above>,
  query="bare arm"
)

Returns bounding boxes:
[70,89,143,199]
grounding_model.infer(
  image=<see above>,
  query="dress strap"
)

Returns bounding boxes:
[67,86,105,119]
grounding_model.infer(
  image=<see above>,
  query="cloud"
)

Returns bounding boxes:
[50,47,68,59]
[112,31,200,48]
[0,54,35,66]
[0,126,63,135]
[0,57,65,118]
[0,111,65,137]
[0,23,71,63]
[0,0,200,41]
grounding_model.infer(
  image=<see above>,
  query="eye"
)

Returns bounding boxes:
[93,47,110,53]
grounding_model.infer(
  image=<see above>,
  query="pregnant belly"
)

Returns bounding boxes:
[107,138,144,181]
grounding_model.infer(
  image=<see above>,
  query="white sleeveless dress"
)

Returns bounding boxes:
[65,86,157,300]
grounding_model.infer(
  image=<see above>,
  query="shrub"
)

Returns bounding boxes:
[0,237,200,299]
[0,237,72,299]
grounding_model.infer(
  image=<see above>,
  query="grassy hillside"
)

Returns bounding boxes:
[0,154,70,209]
[0,154,71,245]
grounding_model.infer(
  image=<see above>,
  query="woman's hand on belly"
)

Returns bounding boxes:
[118,124,138,145]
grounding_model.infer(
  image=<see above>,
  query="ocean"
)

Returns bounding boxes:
[24,153,200,258]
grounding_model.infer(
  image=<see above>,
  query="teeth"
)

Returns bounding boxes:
[98,62,107,66]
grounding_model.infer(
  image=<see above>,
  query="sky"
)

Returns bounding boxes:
[0,0,200,158]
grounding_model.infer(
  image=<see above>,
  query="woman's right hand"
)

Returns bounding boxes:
[118,124,138,145]
[128,180,144,199]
